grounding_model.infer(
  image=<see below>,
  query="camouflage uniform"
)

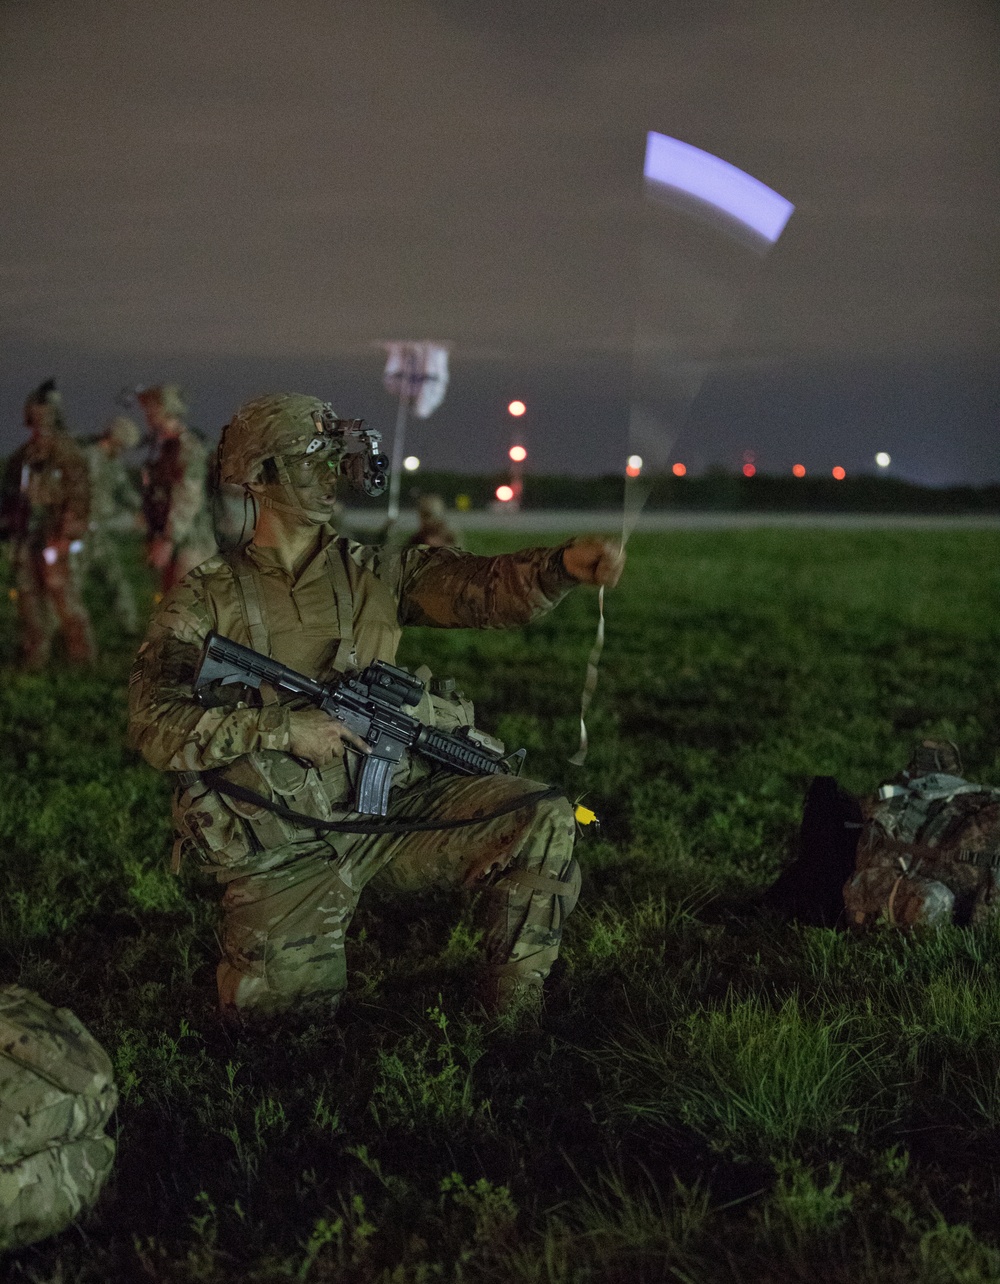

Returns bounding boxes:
[130,518,580,1017]
[83,417,142,633]
[0,986,117,1249]
[0,384,94,669]
[137,385,217,594]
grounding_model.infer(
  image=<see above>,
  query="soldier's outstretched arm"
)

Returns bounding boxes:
[392,536,625,629]
[127,577,292,773]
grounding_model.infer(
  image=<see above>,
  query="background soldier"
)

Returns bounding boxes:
[128,393,624,1021]
[0,379,94,669]
[84,415,143,634]
[136,384,216,594]
[408,493,460,548]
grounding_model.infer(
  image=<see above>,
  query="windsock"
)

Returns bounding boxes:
[382,342,450,418]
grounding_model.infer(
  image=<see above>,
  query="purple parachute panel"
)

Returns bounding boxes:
[644,132,794,244]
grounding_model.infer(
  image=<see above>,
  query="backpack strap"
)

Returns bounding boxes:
[324,542,358,672]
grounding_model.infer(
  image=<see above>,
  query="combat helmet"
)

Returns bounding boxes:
[218,393,387,521]
[135,383,188,422]
[24,378,66,431]
[104,415,141,451]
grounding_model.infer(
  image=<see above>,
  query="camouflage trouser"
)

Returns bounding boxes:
[12,543,95,670]
[87,531,139,634]
[213,773,579,1016]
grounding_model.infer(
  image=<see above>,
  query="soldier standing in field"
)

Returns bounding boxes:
[408,493,461,549]
[83,415,143,635]
[0,380,94,669]
[128,393,624,1020]
[136,384,216,595]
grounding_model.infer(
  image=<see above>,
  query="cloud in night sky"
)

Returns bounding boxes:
[0,0,997,480]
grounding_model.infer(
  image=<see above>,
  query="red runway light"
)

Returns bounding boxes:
[671,462,687,477]
[742,463,756,478]
[495,484,515,502]
[625,464,641,478]
[507,400,526,417]
[832,466,846,480]
[792,464,806,478]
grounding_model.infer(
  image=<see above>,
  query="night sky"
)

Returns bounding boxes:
[1,0,997,482]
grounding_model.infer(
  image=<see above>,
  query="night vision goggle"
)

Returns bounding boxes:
[303,405,388,498]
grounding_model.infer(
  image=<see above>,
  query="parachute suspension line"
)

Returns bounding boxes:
[567,132,795,767]
[567,584,605,767]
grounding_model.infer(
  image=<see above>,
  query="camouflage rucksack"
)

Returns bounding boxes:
[0,986,117,1251]
[845,742,1000,928]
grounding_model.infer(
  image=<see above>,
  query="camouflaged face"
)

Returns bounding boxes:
[0,986,117,1249]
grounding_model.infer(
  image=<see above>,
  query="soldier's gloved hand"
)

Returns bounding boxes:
[287,709,372,768]
[562,537,626,588]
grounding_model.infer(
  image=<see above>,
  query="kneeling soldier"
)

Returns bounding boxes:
[128,394,624,1019]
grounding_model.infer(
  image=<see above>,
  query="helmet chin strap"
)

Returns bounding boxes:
[248,462,332,524]
[252,490,331,524]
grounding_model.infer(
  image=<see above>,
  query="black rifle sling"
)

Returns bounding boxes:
[200,770,562,836]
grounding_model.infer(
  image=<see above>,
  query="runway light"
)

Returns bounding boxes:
[495,484,515,502]
[742,463,756,478]
[508,444,527,462]
[627,454,643,470]
[507,400,526,417]
[625,464,641,478]
[672,462,687,477]
[875,452,891,468]
[402,455,420,472]
[832,466,846,480]
[792,464,806,478]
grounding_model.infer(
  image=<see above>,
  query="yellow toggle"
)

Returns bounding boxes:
[574,804,598,826]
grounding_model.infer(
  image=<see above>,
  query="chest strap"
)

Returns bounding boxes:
[324,543,357,672]
[233,568,272,655]
[226,541,357,672]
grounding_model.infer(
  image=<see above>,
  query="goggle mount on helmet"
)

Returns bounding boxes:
[306,405,388,498]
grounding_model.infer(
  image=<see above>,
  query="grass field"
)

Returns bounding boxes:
[4,528,1000,1282]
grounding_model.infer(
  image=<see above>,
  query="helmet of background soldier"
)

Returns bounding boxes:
[0,986,117,1250]
[104,415,141,451]
[417,493,447,521]
[135,383,188,424]
[23,378,67,431]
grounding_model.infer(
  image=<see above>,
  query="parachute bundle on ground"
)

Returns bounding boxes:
[0,986,117,1251]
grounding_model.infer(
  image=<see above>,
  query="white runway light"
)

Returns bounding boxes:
[875,452,891,468]
[402,456,420,471]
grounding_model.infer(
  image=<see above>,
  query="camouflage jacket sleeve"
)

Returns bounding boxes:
[389,542,579,628]
[127,570,291,773]
[166,434,207,545]
[54,437,90,540]
[111,457,141,514]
